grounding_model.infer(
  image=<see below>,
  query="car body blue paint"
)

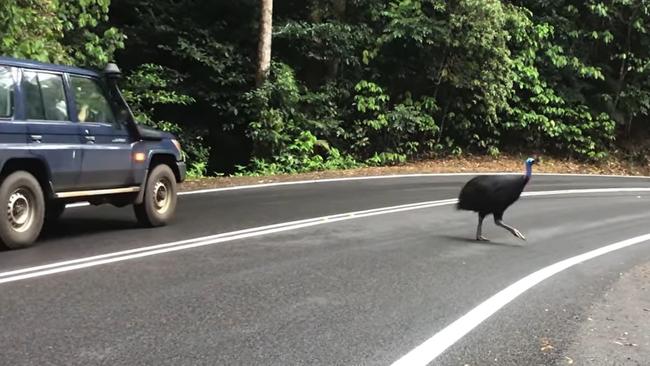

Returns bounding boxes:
[0,57,185,201]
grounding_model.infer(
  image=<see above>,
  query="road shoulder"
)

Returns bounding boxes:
[180,155,650,192]
[559,261,650,365]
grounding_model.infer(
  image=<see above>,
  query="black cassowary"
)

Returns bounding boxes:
[456,157,536,241]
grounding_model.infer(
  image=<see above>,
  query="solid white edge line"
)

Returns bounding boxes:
[390,233,650,366]
[522,187,650,197]
[178,172,650,196]
[4,187,650,284]
[63,172,650,208]
[0,199,455,279]
[0,200,457,284]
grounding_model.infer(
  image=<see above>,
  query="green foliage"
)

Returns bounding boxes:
[275,21,372,70]
[347,81,439,162]
[242,62,359,174]
[240,131,360,176]
[501,6,616,159]
[122,64,209,177]
[0,0,67,63]
[516,0,650,139]
[233,0,648,172]
[5,0,650,176]
[0,0,123,67]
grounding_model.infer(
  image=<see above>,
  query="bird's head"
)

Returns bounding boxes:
[525,157,537,166]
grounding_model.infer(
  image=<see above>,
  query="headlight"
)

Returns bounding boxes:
[171,139,182,153]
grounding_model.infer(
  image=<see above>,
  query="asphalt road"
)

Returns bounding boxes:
[1,174,650,365]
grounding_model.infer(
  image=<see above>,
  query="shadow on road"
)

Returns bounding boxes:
[0,216,140,252]
[436,234,525,247]
[39,217,139,241]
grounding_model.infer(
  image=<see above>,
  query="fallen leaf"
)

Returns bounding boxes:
[540,338,555,352]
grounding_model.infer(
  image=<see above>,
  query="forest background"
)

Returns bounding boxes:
[2,0,650,178]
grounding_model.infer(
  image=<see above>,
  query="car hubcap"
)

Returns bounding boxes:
[8,189,34,232]
[153,179,171,214]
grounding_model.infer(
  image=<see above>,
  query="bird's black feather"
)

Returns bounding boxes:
[456,175,529,217]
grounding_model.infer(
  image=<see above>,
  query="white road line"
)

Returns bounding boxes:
[522,187,650,197]
[0,199,456,283]
[64,172,650,208]
[5,187,649,285]
[178,172,650,196]
[390,232,650,366]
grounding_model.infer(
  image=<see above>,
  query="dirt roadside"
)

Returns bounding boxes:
[179,155,650,192]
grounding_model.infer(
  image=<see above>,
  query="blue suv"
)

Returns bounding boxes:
[0,57,186,249]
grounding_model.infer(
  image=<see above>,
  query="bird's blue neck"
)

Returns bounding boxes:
[524,164,532,182]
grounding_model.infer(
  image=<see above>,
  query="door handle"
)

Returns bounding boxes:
[30,135,42,143]
[85,135,96,144]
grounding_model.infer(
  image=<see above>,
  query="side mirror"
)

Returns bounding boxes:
[104,63,122,80]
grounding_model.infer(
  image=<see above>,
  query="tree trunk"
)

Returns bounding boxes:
[613,9,637,108]
[332,0,347,18]
[256,0,273,87]
[326,0,347,80]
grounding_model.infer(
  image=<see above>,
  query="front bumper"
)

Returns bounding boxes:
[177,161,187,182]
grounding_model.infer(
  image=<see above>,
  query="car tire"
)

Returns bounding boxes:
[134,164,177,227]
[0,171,45,249]
[45,201,66,224]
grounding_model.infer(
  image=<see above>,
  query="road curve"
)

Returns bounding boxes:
[1,174,649,365]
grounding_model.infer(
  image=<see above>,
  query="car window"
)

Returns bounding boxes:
[22,71,69,121]
[70,76,117,126]
[0,66,15,118]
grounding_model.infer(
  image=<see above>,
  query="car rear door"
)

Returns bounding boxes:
[20,69,82,192]
[68,75,134,189]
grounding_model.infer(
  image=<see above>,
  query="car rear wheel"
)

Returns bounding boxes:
[134,164,177,227]
[0,171,45,249]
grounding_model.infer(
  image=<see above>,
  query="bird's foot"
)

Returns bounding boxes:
[512,229,526,241]
[476,236,490,242]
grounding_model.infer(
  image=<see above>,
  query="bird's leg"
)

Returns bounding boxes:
[476,214,489,241]
[494,217,526,241]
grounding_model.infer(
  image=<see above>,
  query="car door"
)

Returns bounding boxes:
[0,66,27,144]
[21,69,82,192]
[68,74,134,189]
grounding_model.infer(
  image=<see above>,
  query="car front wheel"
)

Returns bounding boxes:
[0,171,45,249]
[134,164,177,227]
